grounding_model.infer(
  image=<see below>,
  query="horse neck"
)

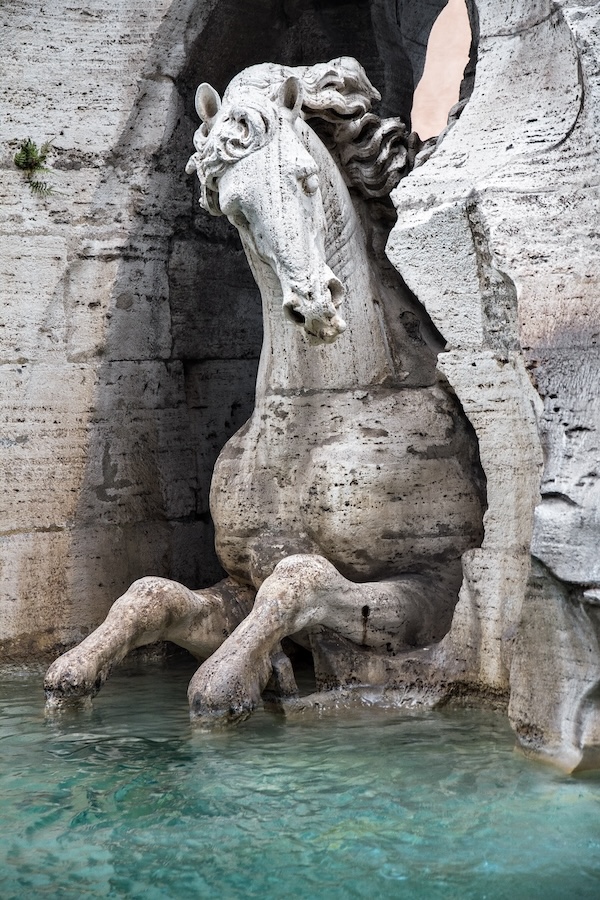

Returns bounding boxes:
[249,124,398,398]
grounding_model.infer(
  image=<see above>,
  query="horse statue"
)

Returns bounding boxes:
[45,58,484,722]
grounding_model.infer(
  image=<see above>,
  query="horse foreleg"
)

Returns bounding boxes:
[188,553,439,724]
[44,576,254,708]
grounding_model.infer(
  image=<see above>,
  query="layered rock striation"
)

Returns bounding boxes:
[387,0,600,770]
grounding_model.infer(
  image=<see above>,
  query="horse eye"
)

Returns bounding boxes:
[232,210,249,228]
[301,173,319,195]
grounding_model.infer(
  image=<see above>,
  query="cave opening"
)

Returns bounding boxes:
[167,0,479,591]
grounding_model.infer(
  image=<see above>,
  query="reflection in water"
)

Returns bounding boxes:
[1,660,599,899]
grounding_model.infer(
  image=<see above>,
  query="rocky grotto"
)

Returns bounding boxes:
[2,0,600,773]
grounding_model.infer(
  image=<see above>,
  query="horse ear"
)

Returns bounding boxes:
[278,76,303,118]
[195,83,221,126]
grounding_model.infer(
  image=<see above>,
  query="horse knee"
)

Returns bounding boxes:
[257,554,338,630]
[127,575,171,598]
[111,576,178,635]
[270,554,340,598]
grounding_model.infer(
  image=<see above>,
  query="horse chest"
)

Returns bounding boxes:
[210,388,482,585]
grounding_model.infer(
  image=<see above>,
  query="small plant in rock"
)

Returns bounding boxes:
[13,138,54,194]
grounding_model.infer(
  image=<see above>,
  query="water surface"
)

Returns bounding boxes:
[1,659,599,899]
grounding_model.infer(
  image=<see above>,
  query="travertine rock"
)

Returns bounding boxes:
[0,0,262,658]
[387,0,600,770]
[4,0,600,770]
[44,57,484,720]
[1,0,448,660]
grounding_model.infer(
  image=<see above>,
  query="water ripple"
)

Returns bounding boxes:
[0,664,599,899]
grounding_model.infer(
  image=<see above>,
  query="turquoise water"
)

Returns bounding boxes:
[1,660,599,899]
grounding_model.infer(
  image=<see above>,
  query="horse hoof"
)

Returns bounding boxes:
[44,657,108,707]
[187,667,263,727]
[188,692,257,727]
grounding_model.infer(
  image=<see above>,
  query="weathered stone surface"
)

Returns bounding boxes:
[44,56,484,719]
[5,0,438,657]
[387,0,600,769]
[5,0,600,771]
[1,0,259,654]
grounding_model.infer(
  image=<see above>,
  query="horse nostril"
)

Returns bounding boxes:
[284,304,306,326]
[327,277,344,308]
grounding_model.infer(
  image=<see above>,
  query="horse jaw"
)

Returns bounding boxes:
[305,314,347,345]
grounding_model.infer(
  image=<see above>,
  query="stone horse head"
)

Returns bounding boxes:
[185,58,410,345]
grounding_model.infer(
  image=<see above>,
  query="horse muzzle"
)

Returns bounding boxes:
[283,275,347,345]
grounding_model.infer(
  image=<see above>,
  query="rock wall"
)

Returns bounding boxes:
[0,0,448,658]
[4,0,598,771]
[387,0,600,770]
[0,0,259,658]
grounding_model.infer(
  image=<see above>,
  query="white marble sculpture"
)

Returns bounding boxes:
[44,58,484,721]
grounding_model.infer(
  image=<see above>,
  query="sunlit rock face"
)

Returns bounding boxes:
[387,0,600,771]
[1,0,259,658]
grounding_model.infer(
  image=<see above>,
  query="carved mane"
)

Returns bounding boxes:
[188,96,276,215]
[186,57,411,215]
[298,57,411,199]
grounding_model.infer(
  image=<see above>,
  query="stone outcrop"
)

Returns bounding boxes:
[1,1,256,657]
[3,1,600,770]
[387,0,600,770]
[1,0,448,660]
